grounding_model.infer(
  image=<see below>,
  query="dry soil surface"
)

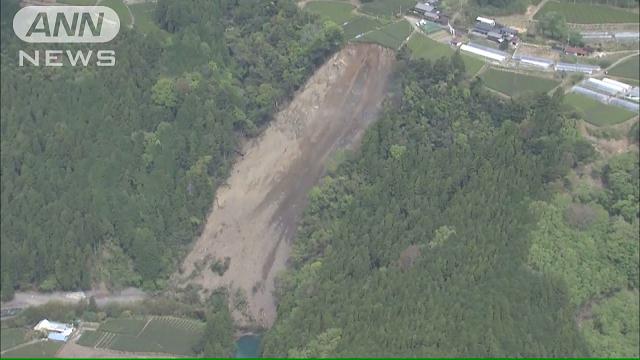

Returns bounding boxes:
[175,43,396,328]
[1,288,146,311]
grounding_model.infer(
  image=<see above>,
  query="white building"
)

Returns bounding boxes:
[602,78,632,92]
[34,319,74,342]
[460,43,507,62]
[476,16,495,27]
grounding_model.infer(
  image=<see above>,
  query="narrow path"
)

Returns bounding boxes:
[528,0,550,20]
[0,339,45,355]
[605,51,640,72]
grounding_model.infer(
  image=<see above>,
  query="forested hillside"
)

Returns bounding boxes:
[264,53,639,356]
[0,0,341,298]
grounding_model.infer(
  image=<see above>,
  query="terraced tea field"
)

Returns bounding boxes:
[77,316,205,356]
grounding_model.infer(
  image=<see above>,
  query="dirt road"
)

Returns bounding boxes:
[1,288,146,312]
[176,44,396,328]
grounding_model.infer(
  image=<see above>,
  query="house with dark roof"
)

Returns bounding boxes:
[472,22,494,35]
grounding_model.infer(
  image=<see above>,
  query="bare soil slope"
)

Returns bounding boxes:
[175,44,396,328]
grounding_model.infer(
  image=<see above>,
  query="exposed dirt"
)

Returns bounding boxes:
[578,118,639,156]
[175,44,396,328]
[1,288,146,311]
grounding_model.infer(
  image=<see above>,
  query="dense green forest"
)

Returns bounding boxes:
[0,0,341,297]
[263,53,639,356]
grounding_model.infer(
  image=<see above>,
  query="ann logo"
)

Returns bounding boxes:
[26,11,105,38]
[13,6,120,43]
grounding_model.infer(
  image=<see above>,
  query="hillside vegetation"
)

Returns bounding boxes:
[0,0,342,297]
[264,53,639,356]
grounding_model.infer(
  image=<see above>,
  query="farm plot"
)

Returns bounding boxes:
[2,341,62,358]
[76,330,101,347]
[78,317,205,356]
[360,0,416,19]
[343,16,385,40]
[356,20,413,49]
[304,1,355,25]
[97,318,147,335]
[1,328,28,351]
[534,1,638,24]
[407,34,485,75]
[481,68,560,97]
[608,55,639,81]
[565,93,637,126]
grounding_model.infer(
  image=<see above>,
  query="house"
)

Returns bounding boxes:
[423,11,440,21]
[487,31,504,43]
[437,14,449,25]
[34,319,74,343]
[499,27,518,36]
[414,2,435,15]
[472,22,494,35]
[565,46,590,56]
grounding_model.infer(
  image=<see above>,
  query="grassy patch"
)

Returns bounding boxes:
[481,68,560,97]
[356,20,412,49]
[343,16,384,40]
[129,3,162,35]
[305,1,355,25]
[2,341,62,358]
[101,0,132,28]
[1,328,28,351]
[98,318,147,336]
[534,1,638,24]
[565,93,636,126]
[359,0,416,19]
[407,34,485,75]
[77,330,101,347]
[608,55,639,81]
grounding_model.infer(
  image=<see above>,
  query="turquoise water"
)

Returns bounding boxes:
[235,334,261,358]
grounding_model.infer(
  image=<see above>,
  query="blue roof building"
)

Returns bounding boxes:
[48,332,69,342]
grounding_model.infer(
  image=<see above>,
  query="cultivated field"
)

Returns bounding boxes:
[356,20,413,49]
[565,93,637,126]
[2,340,62,358]
[360,0,417,19]
[534,1,639,24]
[608,55,640,81]
[407,34,485,75]
[76,317,205,356]
[481,68,560,97]
[1,328,28,352]
[344,16,385,40]
[305,1,355,25]
[97,318,147,336]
